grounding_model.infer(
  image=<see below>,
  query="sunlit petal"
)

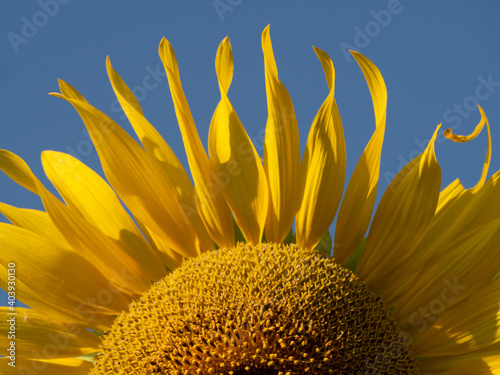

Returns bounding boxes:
[334,51,387,264]
[356,126,442,290]
[261,25,301,243]
[208,37,268,244]
[52,84,213,257]
[159,38,235,248]
[296,46,346,250]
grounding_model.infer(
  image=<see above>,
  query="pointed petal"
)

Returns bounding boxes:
[159,37,235,248]
[356,126,442,289]
[0,307,100,358]
[58,77,88,102]
[296,47,346,250]
[436,178,467,213]
[0,149,38,194]
[208,36,268,245]
[334,51,387,264]
[106,58,214,250]
[215,36,234,94]
[106,55,193,199]
[41,151,166,282]
[460,170,500,228]
[51,83,213,257]
[261,26,301,243]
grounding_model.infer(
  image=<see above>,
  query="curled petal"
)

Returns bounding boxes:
[296,47,346,250]
[444,106,490,193]
[208,37,268,245]
[159,38,235,248]
[52,84,213,257]
[106,58,200,222]
[334,51,387,265]
[262,25,301,243]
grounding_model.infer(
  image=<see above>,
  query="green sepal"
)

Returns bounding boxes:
[343,237,367,272]
[315,230,332,257]
[77,352,98,363]
[233,218,246,244]
[283,227,296,245]
[91,329,104,337]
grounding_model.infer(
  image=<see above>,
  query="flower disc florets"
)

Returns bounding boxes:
[91,243,418,374]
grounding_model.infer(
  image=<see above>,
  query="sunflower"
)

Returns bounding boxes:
[1,25,499,374]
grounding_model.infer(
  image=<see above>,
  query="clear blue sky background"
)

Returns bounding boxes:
[1,2,500,307]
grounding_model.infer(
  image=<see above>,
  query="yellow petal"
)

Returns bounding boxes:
[106,57,211,245]
[41,151,166,282]
[51,84,213,257]
[493,269,500,283]
[444,106,490,193]
[419,342,500,374]
[0,223,130,328]
[334,51,387,264]
[412,280,500,357]
[296,47,346,250]
[0,357,93,375]
[379,111,497,307]
[261,25,301,243]
[35,175,152,295]
[0,203,70,248]
[424,358,499,375]
[393,217,500,326]
[0,307,100,358]
[0,149,38,194]
[208,36,268,245]
[387,171,500,309]
[0,149,150,296]
[0,204,97,324]
[0,262,111,329]
[215,36,234,94]
[136,219,183,271]
[159,37,235,248]
[380,179,472,307]
[436,178,468,213]
[463,170,500,229]
[58,77,88,102]
[355,126,442,289]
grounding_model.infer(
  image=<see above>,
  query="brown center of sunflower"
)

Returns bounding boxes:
[90,243,418,375]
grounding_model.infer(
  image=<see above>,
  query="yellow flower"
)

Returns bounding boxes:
[1,25,499,374]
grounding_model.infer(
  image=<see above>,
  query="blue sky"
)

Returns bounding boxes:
[1,2,500,306]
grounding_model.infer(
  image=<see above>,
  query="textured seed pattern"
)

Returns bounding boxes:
[91,243,418,374]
